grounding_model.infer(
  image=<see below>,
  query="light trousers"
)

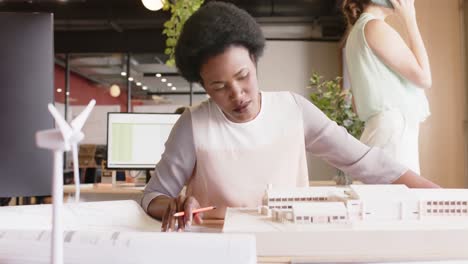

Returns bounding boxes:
[360,110,421,174]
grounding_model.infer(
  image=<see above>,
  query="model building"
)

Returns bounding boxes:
[262,184,468,224]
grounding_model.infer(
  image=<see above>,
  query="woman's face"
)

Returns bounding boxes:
[200,45,261,123]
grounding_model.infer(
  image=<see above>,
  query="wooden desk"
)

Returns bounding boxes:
[62,181,340,196]
[63,183,144,202]
[309,180,362,186]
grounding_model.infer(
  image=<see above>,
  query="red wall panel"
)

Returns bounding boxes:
[54,64,128,112]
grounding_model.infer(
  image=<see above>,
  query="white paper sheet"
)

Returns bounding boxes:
[0,200,256,264]
[0,200,161,231]
[0,229,256,264]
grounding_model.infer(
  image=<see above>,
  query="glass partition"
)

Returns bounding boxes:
[54,53,207,114]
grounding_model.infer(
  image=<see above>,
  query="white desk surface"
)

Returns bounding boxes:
[11,181,466,264]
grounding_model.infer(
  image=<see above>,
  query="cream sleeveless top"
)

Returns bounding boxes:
[345,12,430,122]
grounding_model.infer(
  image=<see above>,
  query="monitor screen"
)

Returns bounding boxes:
[106,113,180,169]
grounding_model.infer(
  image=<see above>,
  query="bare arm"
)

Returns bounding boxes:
[392,169,440,188]
[365,0,431,89]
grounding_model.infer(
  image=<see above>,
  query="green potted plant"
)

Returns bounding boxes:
[162,0,205,66]
[307,72,365,185]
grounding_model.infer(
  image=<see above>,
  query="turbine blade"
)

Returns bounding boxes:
[48,103,72,141]
[71,99,96,132]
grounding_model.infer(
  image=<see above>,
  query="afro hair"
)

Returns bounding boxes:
[174,1,265,83]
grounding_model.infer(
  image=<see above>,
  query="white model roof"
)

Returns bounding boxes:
[350,184,418,202]
[411,188,468,201]
[267,186,347,199]
[293,202,347,216]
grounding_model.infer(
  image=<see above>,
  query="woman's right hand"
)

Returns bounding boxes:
[390,0,416,23]
[161,194,204,232]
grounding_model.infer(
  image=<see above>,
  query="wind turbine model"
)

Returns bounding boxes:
[36,99,96,264]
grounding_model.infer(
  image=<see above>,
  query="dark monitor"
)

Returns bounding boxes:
[106,113,180,170]
[0,13,54,197]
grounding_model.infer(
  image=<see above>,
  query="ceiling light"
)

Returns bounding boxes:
[136,82,142,86]
[167,83,172,87]
[109,84,121,97]
[128,77,134,81]
[161,78,167,82]
[120,71,127,76]
[142,86,148,90]
[57,88,62,93]
[66,92,70,96]
[141,0,163,11]
[171,87,176,91]
[156,73,162,78]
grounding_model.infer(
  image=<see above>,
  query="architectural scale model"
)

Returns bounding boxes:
[261,184,468,224]
[223,184,468,260]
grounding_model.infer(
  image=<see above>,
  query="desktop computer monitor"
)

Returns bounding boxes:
[106,113,181,169]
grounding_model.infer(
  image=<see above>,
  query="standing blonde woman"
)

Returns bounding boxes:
[343,0,431,174]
